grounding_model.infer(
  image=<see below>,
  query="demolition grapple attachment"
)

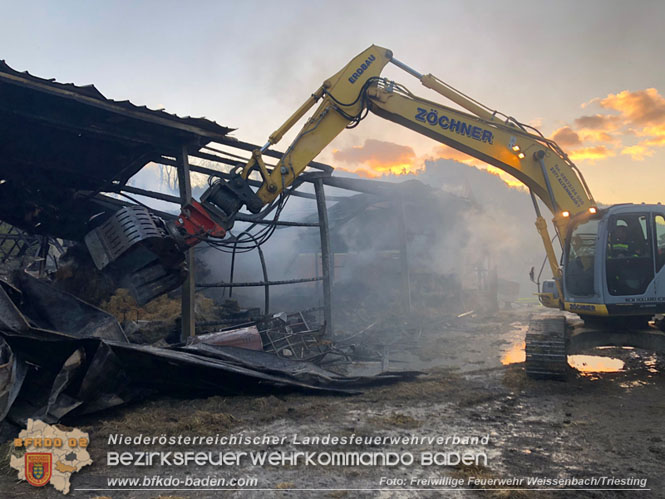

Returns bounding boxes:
[84,201,226,305]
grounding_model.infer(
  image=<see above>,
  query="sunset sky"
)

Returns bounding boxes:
[3,0,664,205]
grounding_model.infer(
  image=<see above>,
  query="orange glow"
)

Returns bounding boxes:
[331,139,426,178]
[364,160,424,176]
[621,143,656,161]
[501,342,526,365]
[433,145,524,189]
[549,88,665,165]
[568,355,624,373]
[335,162,424,178]
[579,129,617,144]
[432,144,484,167]
[336,142,527,187]
[552,126,582,147]
[598,88,665,126]
[566,88,665,162]
[485,166,524,188]
[567,146,615,162]
[335,166,382,178]
[639,127,665,143]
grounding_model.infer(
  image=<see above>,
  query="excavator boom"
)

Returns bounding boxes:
[83,44,665,380]
[199,45,598,305]
[86,45,598,309]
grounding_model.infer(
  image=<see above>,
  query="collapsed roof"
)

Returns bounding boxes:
[0,60,233,239]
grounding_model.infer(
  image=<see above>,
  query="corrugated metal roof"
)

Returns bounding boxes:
[0,59,237,239]
[0,59,234,140]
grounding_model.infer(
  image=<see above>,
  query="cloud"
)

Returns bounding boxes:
[573,114,622,131]
[621,144,654,161]
[552,88,665,163]
[332,139,422,176]
[332,89,665,179]
[598,88,665,126]
[643,135,665,147]
[578,129,617,144]
[551,126,582,147]
[334,141,524,189]
[528,117,543,128]
[568,146,615,162]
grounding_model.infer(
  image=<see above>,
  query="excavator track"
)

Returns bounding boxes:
[525,315,568,379]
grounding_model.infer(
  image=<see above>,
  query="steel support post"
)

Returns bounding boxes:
[314,179,333,337]
[398,197,412,314]
[177,145,195,341]
[38,236,49,277]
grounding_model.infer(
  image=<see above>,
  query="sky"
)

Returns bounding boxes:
[2,0,665,205]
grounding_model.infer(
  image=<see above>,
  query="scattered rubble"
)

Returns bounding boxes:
[0,270,419,431]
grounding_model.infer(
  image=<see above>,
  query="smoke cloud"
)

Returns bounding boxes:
[193,158,549,330]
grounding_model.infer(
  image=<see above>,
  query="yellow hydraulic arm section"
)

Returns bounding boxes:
[239,46,394,200]
[234,45,597,306]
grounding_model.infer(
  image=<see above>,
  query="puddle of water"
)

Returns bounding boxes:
[501,342,526,365]
[567,355,624,374]
[500,343,627,375]
[619,380,648,388]
[500,337,661,377]
[644,355,660,374]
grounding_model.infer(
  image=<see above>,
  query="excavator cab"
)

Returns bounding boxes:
[562,204,665,320]
[529,204,665,379]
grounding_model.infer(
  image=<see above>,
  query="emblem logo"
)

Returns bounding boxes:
[25,453,52,487]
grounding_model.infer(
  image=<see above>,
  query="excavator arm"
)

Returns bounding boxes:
[201,45,596,305]
[218,45,594,219]
[363,77,597,297]
[86,45,598,307]
[200,46,394,220]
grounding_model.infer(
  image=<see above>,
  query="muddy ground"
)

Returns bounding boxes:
[2,305,664,498]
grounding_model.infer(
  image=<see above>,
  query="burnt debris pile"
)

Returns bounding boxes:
[0,270,419,429]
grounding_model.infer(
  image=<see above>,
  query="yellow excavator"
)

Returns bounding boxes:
[88,45,665,378]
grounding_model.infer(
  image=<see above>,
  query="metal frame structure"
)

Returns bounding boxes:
[107,140,342,341]
[108,149,441,342]
[0,222,65,274]
[0,58,416,343]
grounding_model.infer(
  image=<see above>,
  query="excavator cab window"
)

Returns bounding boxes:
[654,214,665,272]
[565,218,599,297]
[606,214,653,296]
